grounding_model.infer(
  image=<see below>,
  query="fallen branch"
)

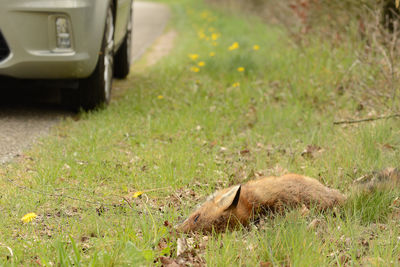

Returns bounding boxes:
[333,114,400,125]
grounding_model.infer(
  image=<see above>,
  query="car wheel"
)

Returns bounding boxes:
[114,8,132,79]
[78,4,115,110]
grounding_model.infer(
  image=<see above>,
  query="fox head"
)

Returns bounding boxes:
[176,185,243,233]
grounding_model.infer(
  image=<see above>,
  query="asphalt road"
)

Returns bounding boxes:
[0,2,170,164]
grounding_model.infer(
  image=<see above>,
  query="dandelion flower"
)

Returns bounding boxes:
[211,33,220,41]
[228,42,239,51]
[253,45,260,51]
[237,67,245,72]
[157,95,164,100]
[209,52,215,57]
[198,61,206,67]
[188,54,199,61]
[21,212,38,223]
[133,191,144,198]
[232,82,240,88]
[191,67,200,73]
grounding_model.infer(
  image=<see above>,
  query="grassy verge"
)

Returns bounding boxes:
[1,0,400,265]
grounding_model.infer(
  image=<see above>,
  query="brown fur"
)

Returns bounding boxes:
[177,173,346,233]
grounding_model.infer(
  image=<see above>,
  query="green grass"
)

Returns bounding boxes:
[1,0,400,265]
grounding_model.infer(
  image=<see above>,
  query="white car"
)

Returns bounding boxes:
[0,0,133,109]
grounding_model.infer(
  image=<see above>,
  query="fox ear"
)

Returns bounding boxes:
[217,185,241,210]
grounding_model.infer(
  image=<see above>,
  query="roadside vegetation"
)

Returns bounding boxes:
[1,0,400,265]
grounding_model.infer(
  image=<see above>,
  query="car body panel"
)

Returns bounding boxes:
[0,0,131,79]
[114,0,132,48]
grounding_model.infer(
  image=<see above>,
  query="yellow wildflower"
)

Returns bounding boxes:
[211,33,220,41]
[198,31,206,39]
[237,67,245,72]
[157,95,164,100]
[228,42,239,51]
[253,45,260,51]
[212,42,218,47]
[232,82,240,88]
[133,191,144,198]
[209,52,215,57]
[191,67,200,73]
[198,61,206,67]
[21,212,38,223]
[188,54,199,61]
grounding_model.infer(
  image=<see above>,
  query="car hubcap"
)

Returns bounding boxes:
[104,8,114,102]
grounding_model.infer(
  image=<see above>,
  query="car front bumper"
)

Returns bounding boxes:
[0,0,108,79]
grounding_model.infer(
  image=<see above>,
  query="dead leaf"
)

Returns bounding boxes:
[307,219,323,230]
[381,143,396,150]
[80,236,90,243]
[301,145,324,159]
[300,205,310,217]
[267,165,289,177]
[393,197,400,207]
[62,164,71,171]
[176,238,187,257]
[157,238,168,252]
[159,257,181,267]
[160,236,208,267]
[339,253,350,265]
[260,262,272,267]
[240,149,250,155]
[96,205,107,216]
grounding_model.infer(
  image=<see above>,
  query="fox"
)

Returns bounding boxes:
[176,169,400,233]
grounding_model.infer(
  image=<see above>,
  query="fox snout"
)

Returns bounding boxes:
[175,218,190,233]
[176,185,242,233]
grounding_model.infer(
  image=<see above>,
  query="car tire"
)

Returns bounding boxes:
[114,8,132,79]
[77,4,115,110]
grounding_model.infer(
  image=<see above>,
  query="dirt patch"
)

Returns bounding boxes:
[144,30,178,67]
[112,29,177,100]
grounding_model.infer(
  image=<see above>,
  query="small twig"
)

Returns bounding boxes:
[142,186,172,193]
[122,197,133,209]
[333,114,400,125]
[15,183,109,206]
